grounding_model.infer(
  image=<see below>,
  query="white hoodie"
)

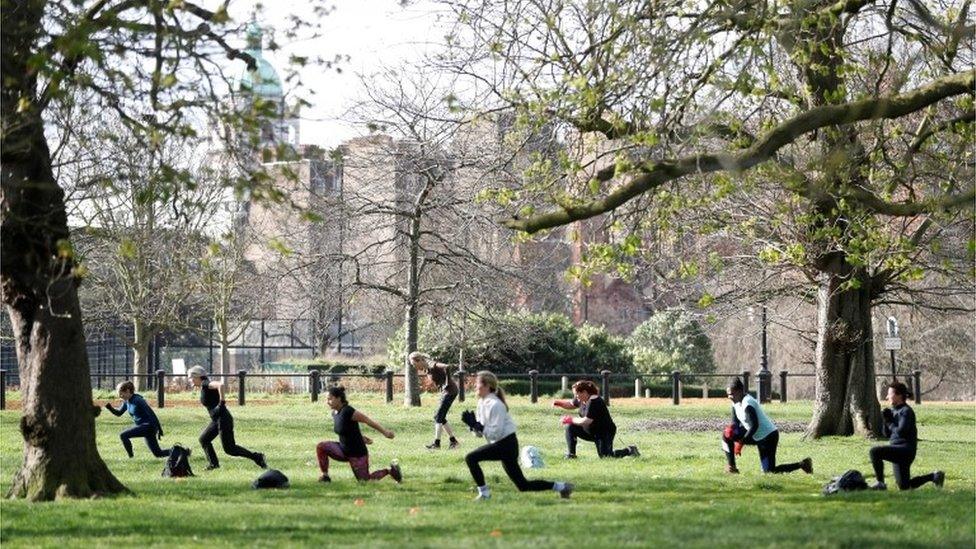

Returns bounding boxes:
[476,392,517,443]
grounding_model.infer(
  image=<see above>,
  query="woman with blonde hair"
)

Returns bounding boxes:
[409,351,460,449]
[460,370,574,500]
[187,366,266,470]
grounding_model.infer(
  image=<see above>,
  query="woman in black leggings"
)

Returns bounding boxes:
[187,366,267,471]
[409,352,460,449]
[461,370,573,500]
[869,381,944,491]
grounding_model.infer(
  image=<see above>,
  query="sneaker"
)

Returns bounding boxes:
[425,440,441,450]
[474,492,491,501]
[389,460,403,483]
[933,471,945,488]
[255,453,268,469]
[870,481,887,491]
[725,465,739,474]
[318,473,331,483]
[559,482,575,499]
[205,464,220,471]
[801,457,813,474]
[564,453,577,459]
[448,438,460,450]
[628,446,641,457]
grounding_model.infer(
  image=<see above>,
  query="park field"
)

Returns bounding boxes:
[1,394,973,548]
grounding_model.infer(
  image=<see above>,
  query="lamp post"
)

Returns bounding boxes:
[749,305,771,402]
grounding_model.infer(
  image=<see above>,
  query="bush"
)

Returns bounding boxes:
[628,309,715,382]
[386,311,634,375]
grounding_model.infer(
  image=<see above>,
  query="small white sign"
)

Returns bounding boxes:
[171,358,186,375]
[884,337,902,350]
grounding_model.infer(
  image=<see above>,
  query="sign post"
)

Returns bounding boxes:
[884,316,901,380]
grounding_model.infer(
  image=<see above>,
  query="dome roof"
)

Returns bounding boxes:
[238,19,282,98]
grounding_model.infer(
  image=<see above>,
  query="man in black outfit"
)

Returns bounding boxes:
[553,380,638,459]
[869,381,944,491]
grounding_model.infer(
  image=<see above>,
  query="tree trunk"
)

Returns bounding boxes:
[218,318,231,376]
[2,0,127,499]
[403,215,422,406]
[807,264,883,438]
[131,320,150,391]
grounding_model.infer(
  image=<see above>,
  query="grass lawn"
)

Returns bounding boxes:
[1,393,973,548]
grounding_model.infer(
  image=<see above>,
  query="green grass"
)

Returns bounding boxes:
[1,395,973,548]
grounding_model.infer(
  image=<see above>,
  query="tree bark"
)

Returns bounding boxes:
[131,319,150,391]
[217,317,231,376]
[807,262,883,438]
[403,214,422,406]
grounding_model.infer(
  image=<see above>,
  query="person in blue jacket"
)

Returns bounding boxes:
[105,380,171,458]
[869,381,945,490]
[722,377,812,475]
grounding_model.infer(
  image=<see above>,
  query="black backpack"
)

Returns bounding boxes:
[162,444,194,478]
[822,469,868,495]
[252,469,290,489]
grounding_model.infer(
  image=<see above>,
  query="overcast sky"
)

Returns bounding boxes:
[240,0,448,148]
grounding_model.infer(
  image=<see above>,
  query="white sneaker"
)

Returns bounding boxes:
[474,492,491,501]
[870,481,887,491]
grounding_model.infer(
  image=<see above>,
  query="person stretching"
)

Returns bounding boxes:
[105,380,170,459]
[409,351,460,449]
[869,381,945,491]
[553,380,638,459]
[722,377,812,475]
[316,386,403,483]
[461,370,574,500]
[187,366,266,470]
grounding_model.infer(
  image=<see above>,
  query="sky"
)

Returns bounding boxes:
[240,0,448,147]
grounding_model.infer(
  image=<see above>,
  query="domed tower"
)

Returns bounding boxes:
[238,16,300,147]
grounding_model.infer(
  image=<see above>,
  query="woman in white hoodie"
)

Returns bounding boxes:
[461,370,574,500]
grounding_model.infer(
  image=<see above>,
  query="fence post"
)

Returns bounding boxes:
[561,376,569,392]
[156,370,165,408]
[529,370,539,404]
[634,377,642,398]
[237,370,246,406]
[601,370,611,406]
[385,370,394,403]
[702,383,708,399]
[457,369,465,402]
[780,371,788,403]
[0,370,5,410]
[310,370,320,403]
[913,370,922,405]
[672,371,681,405]
[644,388,651,398]
[741,370,751,396]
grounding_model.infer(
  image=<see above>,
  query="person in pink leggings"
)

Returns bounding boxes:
[316,386,402,483]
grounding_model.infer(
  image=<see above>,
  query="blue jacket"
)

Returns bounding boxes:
[108,394,162,434]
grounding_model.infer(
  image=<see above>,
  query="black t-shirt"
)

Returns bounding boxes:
[200,378,221,411]
[333,405,368,457]
[582,396,615,436]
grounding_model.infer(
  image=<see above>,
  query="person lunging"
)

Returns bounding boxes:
[553,380,638,459]
[462,370,573,500]
[316,386,402,483]
[105,380,170,459]
[187,366,266,470]
[869,381,945,491]
[723,377,812,475]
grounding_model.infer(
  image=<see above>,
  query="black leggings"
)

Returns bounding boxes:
[199,409,261,467]
[465,433,554,491]
[566,424,630,458]
[869,445,937,490]
[723,430,805,473]
[434,392,457,425]
[120,424,170,458]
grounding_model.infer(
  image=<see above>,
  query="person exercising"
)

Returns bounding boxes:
[869,381,945,490]
[315,386,402,483]
[187,366,266,470]
[409,351,460,450]
[722,377,812,475]
[553,380,638,459]
[105,380,171,459]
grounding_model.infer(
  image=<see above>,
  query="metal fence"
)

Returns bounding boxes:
[0,368,924,411]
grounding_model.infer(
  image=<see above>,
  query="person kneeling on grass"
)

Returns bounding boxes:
[869,381,945,491]
[553,380,638,459]
[187,366,267,471]
[461,370,573,500]
[105,380,171,459]
[316,386,402,483]
[722,377,812,475]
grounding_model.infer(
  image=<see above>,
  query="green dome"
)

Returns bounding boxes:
[238,19,282,98]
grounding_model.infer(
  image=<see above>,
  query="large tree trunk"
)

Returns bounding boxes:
[2,0,127,500]
[131,319,150,391]
[403,215,422,406]
[217,317,231,376]
[807,263,883,438]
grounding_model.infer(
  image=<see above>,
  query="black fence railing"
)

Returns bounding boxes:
[0,368,924,411]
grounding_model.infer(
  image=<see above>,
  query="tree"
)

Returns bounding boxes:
[1,1,323,500]
[628,310,716,381]
[441,0,974,437]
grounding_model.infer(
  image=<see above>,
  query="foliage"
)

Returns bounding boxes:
[628,309,715,381]
[387,311,633,374]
